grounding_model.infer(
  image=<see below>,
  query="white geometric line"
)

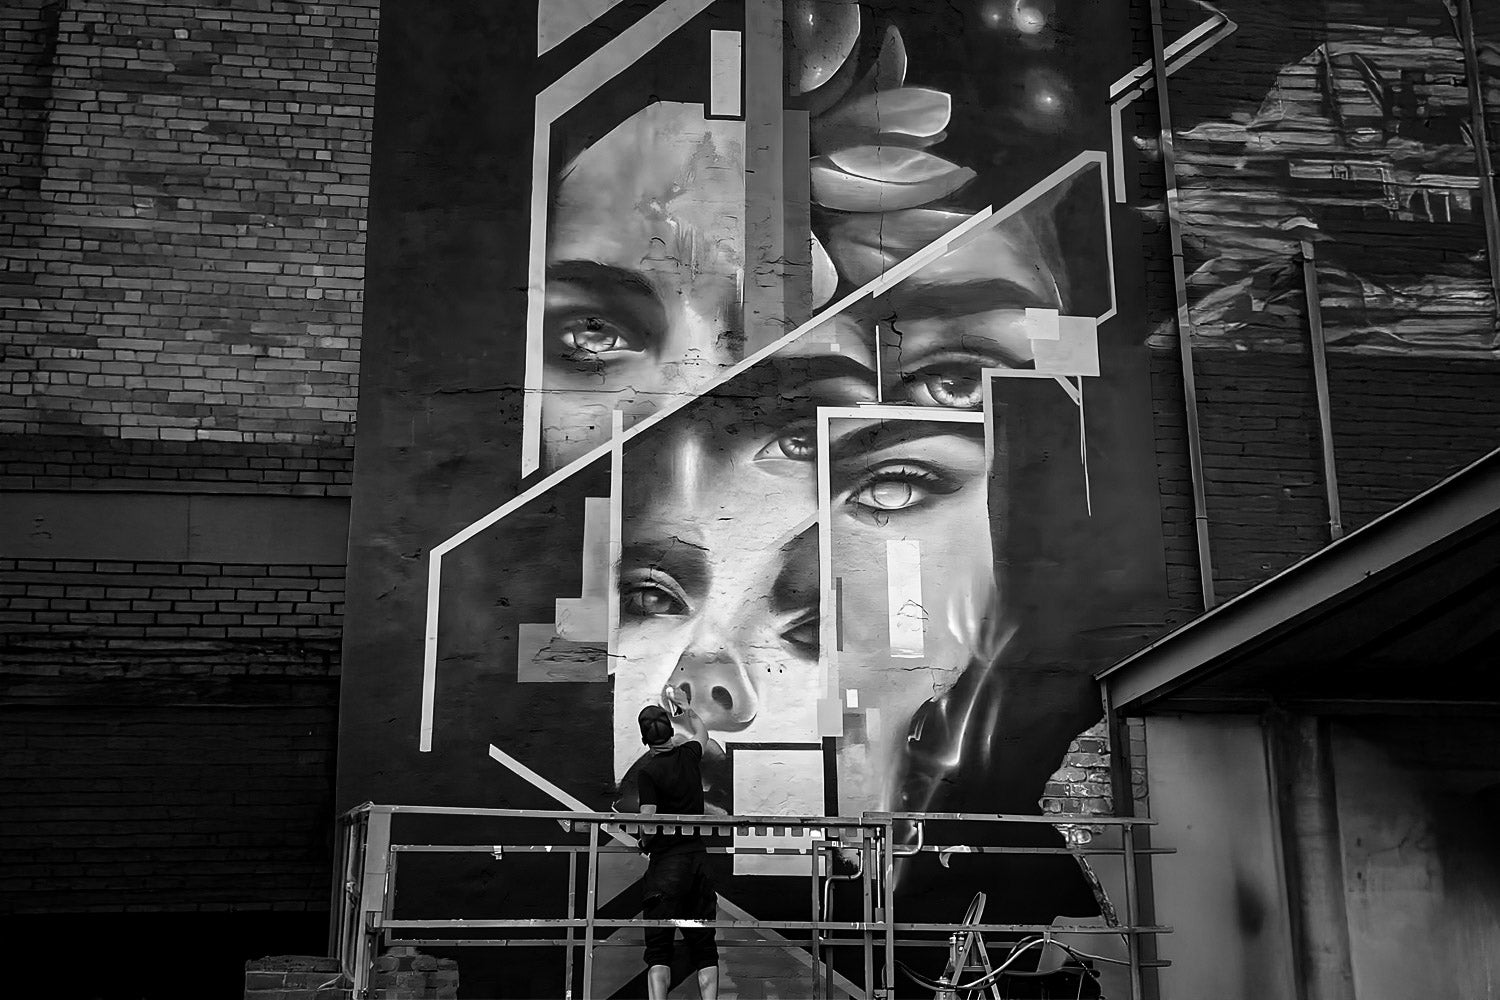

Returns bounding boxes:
[538,0,631,55]
[1108,12,1238,203]
[1108,12,1232,98]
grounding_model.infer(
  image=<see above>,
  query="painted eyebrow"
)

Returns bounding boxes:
[546,259,661,303]
[619,537,711,600]
[828,421,985,460]
[878,277,1059,317]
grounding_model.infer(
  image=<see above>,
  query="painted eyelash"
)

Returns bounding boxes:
[845,462,962,507]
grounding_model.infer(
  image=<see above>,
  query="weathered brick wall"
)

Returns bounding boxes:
[1,680,338,912]
[1136,0,1500,612]
[0,0,377,495]
[0,557,343,675]
[0,0,378,932]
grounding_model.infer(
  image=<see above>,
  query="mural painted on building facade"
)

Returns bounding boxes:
[346,0,1180,994]
[1151,0,1500,356]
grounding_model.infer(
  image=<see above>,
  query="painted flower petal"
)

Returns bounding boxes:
[827,146,963,184]
[786,0,860,96]
[811,233,837,308]
[842,25,909,104]
[810,157,975,212]
[821,208,974,285]
[819,87,952,138]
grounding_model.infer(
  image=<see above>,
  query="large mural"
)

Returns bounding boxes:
[344,1,1178,995]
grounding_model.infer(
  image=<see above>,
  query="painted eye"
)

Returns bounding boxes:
[619,570,690,617]
[751,419,817,469]
[844,462,961,518]
[904,366,985,409]
[774,428,815,459]
[781,616,819,656]
[850,479,924,511]
[559,315,641,357]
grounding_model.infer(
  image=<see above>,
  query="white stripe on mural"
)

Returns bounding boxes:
[886,538,926,658]
[709,30,742,118]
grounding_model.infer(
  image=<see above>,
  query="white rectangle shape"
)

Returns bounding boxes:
[845,688,858,709]
[709,30,742,117]
[732,748,824,876]
[886,538,925,658]
[1024,306,1061,340]
[1033,315,1101,377]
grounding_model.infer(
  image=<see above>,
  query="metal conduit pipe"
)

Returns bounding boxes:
[1149,0,1217,610]
[1453,0,1500,314]
[1298,238,1345,541]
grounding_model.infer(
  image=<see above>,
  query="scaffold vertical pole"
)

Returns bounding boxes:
[1122,822,1144,1000]
[352,806,391,999]
[861,828,875,997]
[811,836,823,1000]
[564,849,578,1000]
[882,819,896,997]
[582,822,601,999]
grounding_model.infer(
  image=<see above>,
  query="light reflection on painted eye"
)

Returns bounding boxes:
[619,570,689,617]
[559,315,643,357]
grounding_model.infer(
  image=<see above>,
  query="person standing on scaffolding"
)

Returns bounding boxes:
[636,690,720,1000]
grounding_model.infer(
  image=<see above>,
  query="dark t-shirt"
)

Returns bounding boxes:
[636,740,706,856]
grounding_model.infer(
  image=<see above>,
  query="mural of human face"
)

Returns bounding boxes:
[823,414,996,814]
[543,102,746,469]
[611,357,874,810]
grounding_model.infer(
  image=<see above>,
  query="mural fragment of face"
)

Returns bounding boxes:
[612,360,874,810]
[824,415,997,813]
[543,102,747,469]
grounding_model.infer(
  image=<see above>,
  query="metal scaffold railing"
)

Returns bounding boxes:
[331,804,1170,1000]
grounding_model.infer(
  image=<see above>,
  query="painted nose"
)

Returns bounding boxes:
[671,643,759,731]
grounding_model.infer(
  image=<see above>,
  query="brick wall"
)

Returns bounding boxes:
[0,681,338,913]
[0,0,378,495]
[0,0,378,936]
[1135,0,1500,612]
[1,557,343,675]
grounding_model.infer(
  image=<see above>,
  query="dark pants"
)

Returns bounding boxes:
[642,849,718,970]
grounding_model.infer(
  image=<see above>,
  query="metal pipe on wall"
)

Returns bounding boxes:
[1299,239,1344,541]
[1148,0,1217,610]
[1453,0,1500,314]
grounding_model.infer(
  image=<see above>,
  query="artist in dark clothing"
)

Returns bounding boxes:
[636,695,719,1000]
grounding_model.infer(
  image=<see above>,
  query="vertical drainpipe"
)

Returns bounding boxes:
[1149,0,1216,610]
[1298,239,1344,541]
[1454,0,1500,313]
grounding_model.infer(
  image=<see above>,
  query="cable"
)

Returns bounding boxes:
[895,933,1119,994]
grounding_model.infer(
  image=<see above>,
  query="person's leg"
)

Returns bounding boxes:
[646,964,672,999]
[685,853,719,999]
[695,963,719,999]
[642,855,680,999]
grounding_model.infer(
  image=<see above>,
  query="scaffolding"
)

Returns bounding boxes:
[331,804,1169,1000]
